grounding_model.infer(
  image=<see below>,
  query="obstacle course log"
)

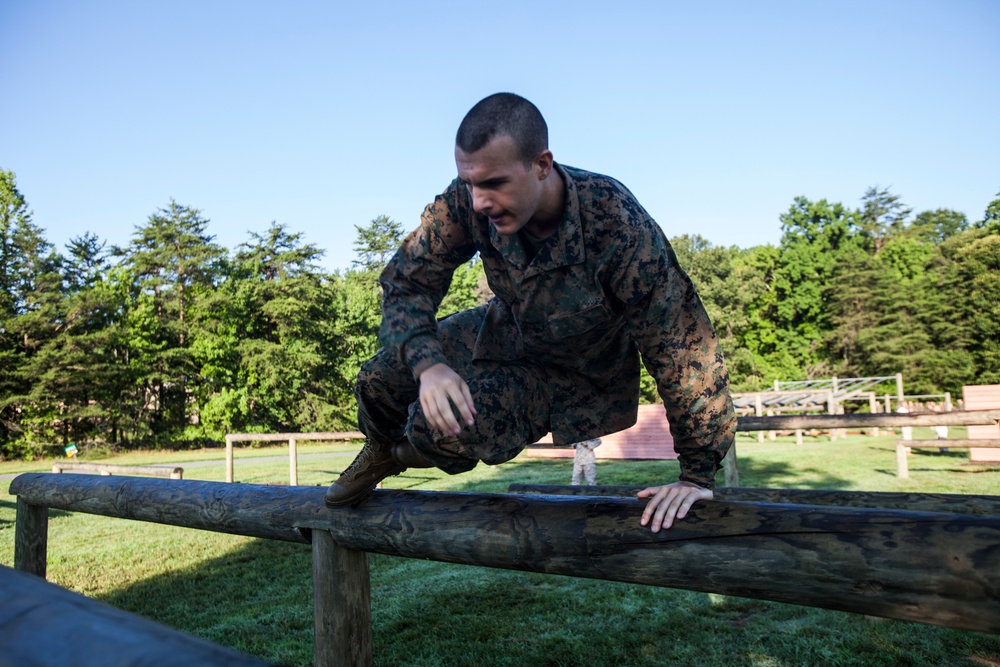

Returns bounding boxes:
[9,473,314,545]
[736,409,1000,432]
[10,473,1000,634]
[0,564,274,667]
[507,484,1000,516]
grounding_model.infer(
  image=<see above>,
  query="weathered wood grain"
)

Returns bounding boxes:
[507,483,1000,516]
[14,498,47,578]
[10,473,1000,634]
[0,564,274,666]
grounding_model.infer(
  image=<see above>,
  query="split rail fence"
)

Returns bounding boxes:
[10,473,1000,667]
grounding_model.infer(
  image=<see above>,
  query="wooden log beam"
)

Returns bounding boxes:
[10,473,1000,634]
[0,564,274,667]
[736,409,1000,432]
[507,484,1000,516]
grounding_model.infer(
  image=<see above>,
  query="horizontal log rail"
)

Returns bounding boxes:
[10,472,1000,645]
[895,440,1000,479]
[506,484,1000,516]
[736,409,1000,432]
[224,431,364,485]
[52,462,184,479]
[0,565,272,667]
[900,439,1000,448]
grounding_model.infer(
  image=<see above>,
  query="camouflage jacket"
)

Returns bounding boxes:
[379,164,736,488]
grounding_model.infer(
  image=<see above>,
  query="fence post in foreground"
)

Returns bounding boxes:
[14,498,48,578]
[722,445,740,488]
[312,529,372,667]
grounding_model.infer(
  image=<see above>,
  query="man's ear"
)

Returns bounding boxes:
[534,150,554,180]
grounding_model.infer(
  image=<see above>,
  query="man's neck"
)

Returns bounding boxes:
[523,165,565,239]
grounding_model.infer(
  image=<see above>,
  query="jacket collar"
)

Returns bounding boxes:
[488,163,585,279]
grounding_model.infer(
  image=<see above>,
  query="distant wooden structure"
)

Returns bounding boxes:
[225,431,363,485]
[525,404,676,460]
[52,462,183,479]
[964,384,1000,462]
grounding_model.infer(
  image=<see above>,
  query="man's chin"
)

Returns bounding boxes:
[489,216,522,235]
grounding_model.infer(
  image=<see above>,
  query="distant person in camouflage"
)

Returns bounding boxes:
[572,438,602,486]
[326,93,736,532]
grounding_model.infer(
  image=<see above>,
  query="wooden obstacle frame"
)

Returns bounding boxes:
[51,461,184,479]
[896,440,1000,478]
[225,431,363,485]
[9,473,1000,667]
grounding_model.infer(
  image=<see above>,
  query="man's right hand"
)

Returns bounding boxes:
[418,363,477,435]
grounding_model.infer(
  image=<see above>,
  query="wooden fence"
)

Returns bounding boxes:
[52,461,184,479]
[9,473,1000,667]
[224,431,363,485]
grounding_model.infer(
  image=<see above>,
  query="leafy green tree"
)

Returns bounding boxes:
[352,215,404,272]
[122,201,225,446]
[772,197,864,378]
[194,222,341,437]
[909,208,969,244]
[859,186,911,254]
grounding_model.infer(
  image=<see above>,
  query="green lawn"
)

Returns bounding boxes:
[2,432,999,666]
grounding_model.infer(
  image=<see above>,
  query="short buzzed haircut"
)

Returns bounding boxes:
[456,93,548,165]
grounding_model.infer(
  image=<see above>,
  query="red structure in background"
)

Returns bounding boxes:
[526,403,676,460]
[964,384,1000,462]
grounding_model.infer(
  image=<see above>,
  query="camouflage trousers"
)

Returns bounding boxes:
[356,305,552,474]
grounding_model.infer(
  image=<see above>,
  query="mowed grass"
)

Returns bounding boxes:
[2,430,999,666]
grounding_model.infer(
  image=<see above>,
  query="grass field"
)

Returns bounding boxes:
[2,430,999,666]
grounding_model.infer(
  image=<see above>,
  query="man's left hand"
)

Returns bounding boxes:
[637,482,712,532]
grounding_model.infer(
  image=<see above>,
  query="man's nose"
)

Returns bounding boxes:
[471,187,490,213]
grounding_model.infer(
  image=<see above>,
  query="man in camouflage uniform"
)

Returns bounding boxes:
[572,438,602,486]
[326,93,736,532]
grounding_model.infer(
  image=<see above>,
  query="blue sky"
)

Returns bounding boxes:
[2,1,998,272]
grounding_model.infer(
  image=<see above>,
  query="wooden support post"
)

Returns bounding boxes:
[312,530,372,667]
[795,429,803,445]
[14,498,48,578]
[896,373,905,406]
[289,438,298,487]
[722,445,739,488]
[945,392,953,412]
[225,434,235,483]
[755,394,764,444]
[828,391,837,441]
[766,410,776,440]
[869,393,880,437]
[896,443,909,479]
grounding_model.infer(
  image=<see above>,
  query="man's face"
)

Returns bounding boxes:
[455,135,545,236]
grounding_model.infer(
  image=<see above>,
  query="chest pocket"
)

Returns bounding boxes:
[549,301,613,339]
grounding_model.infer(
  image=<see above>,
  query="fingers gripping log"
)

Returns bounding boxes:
[10,473,1000,634]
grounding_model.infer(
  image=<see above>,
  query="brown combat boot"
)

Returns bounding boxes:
[325,440,405,508]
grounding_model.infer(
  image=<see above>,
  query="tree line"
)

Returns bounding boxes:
[1,168,997,458]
